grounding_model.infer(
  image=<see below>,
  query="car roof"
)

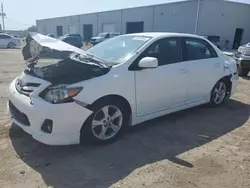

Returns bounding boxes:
[126,32,205,40]
[67,34,81,35]
[0,33,10,36]
[62,36,80,39]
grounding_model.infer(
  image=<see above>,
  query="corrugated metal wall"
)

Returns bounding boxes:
[36,0,250,47]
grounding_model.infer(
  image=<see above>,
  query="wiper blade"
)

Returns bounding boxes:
[72,54,107,68]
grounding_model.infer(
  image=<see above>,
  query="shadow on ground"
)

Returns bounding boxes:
[9,99,250,188]
[242,75,250,80]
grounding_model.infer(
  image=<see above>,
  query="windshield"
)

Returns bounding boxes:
[87,35,151,64]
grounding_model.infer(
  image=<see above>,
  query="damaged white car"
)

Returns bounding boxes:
[8,32,238,145]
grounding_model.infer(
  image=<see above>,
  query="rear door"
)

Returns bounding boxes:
[182,37,224,103]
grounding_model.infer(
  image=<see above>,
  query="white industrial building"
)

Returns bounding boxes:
[36,0,250,49]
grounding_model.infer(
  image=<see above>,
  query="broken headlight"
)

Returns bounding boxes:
[43,86,83,104]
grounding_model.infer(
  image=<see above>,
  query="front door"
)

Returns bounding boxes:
[134,37,189,116]
[183,38,224,103]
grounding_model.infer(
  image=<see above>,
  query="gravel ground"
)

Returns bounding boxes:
[0,49,249,188]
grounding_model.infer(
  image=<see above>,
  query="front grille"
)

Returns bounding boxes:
[9,101,30,126]
[15,81,40,96]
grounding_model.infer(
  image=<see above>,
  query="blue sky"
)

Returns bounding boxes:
[2,0,249,30]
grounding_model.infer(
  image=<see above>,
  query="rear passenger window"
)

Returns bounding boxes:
[144,38,182,66]
[184,38,217,61]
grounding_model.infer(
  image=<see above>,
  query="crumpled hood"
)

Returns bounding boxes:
[22,32,88,63]
[22,32,111,67]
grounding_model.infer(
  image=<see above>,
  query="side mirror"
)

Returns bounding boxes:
[138,57,158,69]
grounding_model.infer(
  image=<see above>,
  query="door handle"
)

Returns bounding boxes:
[215,63,220,68]
[179,69,188,74]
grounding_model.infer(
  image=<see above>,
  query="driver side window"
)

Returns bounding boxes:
[143,38,182,66]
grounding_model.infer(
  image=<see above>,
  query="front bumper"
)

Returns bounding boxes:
[230,73,238,96]
[8,79,93,145]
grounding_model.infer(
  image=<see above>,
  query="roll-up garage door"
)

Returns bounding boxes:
[102,24,115,32]
[68,25,77,34]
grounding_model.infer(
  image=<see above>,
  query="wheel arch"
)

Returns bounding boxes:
[87,94,132,124]
[91,94,131,111]
[80,94,133,143]
[215,75,232,98]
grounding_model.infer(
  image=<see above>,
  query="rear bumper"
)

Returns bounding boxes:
[241,61,250,69]
[8,79,93,145]
[236,58,250,69]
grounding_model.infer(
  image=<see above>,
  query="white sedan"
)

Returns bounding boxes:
[8,32,238,145]
[0,33,21,48]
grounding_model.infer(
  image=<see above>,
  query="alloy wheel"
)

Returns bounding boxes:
[91,105,123,140]
[213,81,227,105]
[8,42,15,48]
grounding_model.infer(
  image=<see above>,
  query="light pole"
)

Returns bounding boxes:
[194,0,201,35]
[0,2,6,31]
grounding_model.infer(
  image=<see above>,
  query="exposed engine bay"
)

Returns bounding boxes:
[24,58,110,85]
[21,32,111,85]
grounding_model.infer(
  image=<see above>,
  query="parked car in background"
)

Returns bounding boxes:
[47,33,56,38]
[60,36,83,48]
[8,32,238,145]
[64,34,83,41]
[235,43,250,76]
[0,33,21,48]
[90,32,120,45]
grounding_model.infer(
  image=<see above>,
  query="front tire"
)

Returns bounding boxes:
[80,99,129,144]
[210,80,227,106]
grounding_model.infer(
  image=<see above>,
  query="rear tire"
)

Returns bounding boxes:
[80,99,129,145]
[8,42,16,49]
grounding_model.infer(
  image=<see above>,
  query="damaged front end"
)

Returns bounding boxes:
[21,33,111,85]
